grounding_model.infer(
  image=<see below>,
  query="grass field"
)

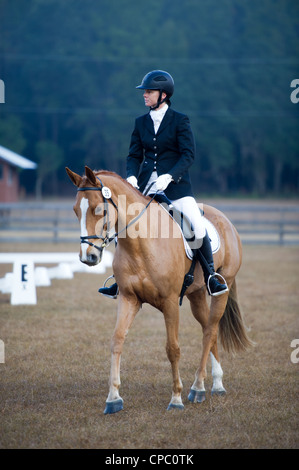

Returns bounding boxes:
[0,243,298,449]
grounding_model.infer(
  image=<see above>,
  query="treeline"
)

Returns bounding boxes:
[0,0,298,198]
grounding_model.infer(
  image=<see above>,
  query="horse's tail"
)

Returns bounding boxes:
[218,279,254,354]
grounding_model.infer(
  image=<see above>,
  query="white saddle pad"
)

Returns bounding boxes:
[183,217,220,260]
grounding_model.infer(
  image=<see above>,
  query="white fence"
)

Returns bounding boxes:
[0,201,299,245]
[0,201,298,305]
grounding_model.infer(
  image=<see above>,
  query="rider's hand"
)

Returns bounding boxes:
[126,176,139,189]
[155,174,173,191]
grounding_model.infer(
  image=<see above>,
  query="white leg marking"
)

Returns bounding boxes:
[210,352,226,393]
[107,353,122,402]
[191,379,205,392]
[170,393,184,405]
[80,197,89,261]
[169,376,183,406]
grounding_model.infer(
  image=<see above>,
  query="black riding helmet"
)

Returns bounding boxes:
[136,70,174,110]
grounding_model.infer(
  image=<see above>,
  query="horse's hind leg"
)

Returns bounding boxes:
[104,295,140,414]
[163,298,184,411]
[210,349,226,396]
[188,289,227,403]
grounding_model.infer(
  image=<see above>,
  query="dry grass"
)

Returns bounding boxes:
[0,243,298,449]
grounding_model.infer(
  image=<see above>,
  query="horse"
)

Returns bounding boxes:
[66,166,252,414]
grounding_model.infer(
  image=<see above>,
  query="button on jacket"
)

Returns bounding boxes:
[126,107,195,200]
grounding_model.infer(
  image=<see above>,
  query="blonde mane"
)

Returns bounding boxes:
[94,170,151,202]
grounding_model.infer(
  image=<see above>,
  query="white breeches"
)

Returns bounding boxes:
[144,171,206,247]
[170,195,206,242]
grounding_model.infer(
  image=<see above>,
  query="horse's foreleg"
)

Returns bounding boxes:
[104,295,140,414]
[163,299,184,411]
[187,288,209,403]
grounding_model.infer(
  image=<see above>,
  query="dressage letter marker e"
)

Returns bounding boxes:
[11,261,37,305]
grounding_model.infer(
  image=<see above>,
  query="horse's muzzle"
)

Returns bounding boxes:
[80,246,103,266]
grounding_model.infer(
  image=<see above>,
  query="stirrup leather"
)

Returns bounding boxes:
[207,273,229,297]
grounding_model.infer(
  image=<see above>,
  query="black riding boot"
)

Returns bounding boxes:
[98,276,118,299]
[194,232,228,296]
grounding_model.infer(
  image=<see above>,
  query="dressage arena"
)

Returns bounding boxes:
[0,241,298,449]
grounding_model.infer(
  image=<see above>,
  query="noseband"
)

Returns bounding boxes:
[77,176,157,252]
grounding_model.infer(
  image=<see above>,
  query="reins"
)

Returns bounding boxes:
[77,176,157,251]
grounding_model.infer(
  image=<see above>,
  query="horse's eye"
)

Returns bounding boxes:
[95,205,103,215]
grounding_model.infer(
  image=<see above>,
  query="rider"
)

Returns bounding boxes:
[99,70,228,299]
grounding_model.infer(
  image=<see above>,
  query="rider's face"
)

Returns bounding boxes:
[143,89,167,109]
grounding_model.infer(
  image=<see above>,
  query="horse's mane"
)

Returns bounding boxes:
[94,169,120,178]
[91,170,151,201]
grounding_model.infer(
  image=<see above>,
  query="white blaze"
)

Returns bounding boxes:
[80,197,89,261]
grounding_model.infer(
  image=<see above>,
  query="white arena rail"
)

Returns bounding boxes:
[0,251,113,305]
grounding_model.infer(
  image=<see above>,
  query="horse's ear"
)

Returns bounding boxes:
[85,166,97,186]
[66,167,82,187]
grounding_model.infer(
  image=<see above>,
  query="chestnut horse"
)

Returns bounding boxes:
[66,166,252,414]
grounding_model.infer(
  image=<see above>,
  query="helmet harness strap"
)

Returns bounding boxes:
[150,90,167,110]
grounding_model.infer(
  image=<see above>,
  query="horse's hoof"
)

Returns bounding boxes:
[188,388,206,403]
[211,389,226,397]
[104,398,124,414]
[167,403,184,411]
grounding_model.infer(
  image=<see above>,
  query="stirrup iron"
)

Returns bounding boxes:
[99,275,119,299]
[207,273,229,297]
[103,275,116,288]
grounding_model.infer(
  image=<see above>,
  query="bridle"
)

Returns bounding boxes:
[77,175,118,252]
[77,176,157,252]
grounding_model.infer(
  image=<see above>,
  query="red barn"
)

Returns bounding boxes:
[0,145,37,202]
